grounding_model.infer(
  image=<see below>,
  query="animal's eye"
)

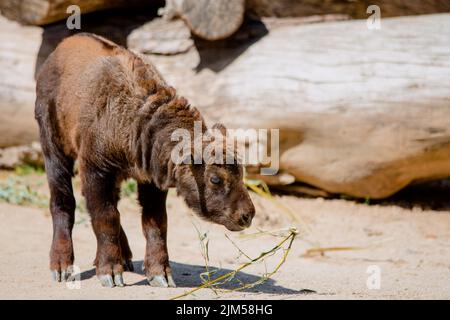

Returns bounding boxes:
[210,176,222,185]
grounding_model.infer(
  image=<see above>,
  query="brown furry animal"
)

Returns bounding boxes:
[35,33,255,288]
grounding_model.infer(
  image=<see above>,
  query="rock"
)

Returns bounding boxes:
[162,0,245,40]
[128,18,194,55]
[0,142,43,169]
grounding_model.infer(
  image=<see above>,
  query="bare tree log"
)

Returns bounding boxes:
[0,16,41,147]
[163,0,245,40]
[128,18,194,55]
[246,0,450,19]
[2,13,450,199]
[2,0,449,32]
[0,0,144,25]
[149,14,450,199]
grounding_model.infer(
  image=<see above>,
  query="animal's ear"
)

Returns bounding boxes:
[212,123,227,136]
[176,152,195,166]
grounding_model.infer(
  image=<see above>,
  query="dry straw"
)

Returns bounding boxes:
[171,227,298,300]
[171,174,378,299]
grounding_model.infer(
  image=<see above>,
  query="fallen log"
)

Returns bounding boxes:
[0,16,41,147]
[2,0,448,40]
[0,0,145,25]
[149,14,450,198]
[127,18,194,55]
[246,0,450,19]
[162,0,245,41]
[0,0,244,41]
[1,13,450,199]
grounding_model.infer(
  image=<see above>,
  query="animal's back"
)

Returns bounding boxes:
[35,34,123,157]
[35,33,164,160]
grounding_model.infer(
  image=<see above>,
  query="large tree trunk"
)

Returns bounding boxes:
[1,13,450,199]
[162,0,245,41]
[148,14,450,199]
[0,16,41,147]
[246,0,450,19]
[0,0,153,25]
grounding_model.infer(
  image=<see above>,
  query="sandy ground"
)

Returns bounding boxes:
[0,172,449,300]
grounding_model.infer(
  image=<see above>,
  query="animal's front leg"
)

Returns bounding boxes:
[81,165,125,287]
[138,183,175,287]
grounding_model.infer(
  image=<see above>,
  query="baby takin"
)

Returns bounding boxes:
[35,33,255,288]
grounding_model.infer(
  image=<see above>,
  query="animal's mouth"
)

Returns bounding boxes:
[225,224,246,232]
[224,219,252,232]
[201,210,253,232]
[206,216,247,231]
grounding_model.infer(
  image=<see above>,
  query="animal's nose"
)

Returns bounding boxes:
[239,210,255,227]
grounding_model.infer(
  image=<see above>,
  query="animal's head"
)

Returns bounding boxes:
[174,124,255,231]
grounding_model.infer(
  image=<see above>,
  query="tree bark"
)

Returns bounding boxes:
[127,18,194,55]
[163,0,245,40]
[149,14,450,199]
[0,0,145,25]
[246,0,450,19]
[1,13,450,199]
[0,16,41,147]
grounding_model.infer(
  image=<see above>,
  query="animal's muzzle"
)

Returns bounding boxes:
[237,209,255,228]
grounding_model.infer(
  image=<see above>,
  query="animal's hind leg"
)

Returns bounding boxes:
[119,225,134,271]
[44,153,76,282]
[36,97,76,281]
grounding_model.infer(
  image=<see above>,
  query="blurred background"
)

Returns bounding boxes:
[0,0,449,299]
[1,0,450,201]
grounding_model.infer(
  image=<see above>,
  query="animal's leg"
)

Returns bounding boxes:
[98,224,133,272]
[98,225,133,272]
[119,225,134,271]
[138,183,175,287]
[80,164,125,287]
[36,99,76,282]
[44,154,76,282]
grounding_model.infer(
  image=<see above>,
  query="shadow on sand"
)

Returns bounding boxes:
[274,178,450,212]
[79,260,315,295]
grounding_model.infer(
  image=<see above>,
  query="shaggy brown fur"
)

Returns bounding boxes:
[35,33,255,288]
